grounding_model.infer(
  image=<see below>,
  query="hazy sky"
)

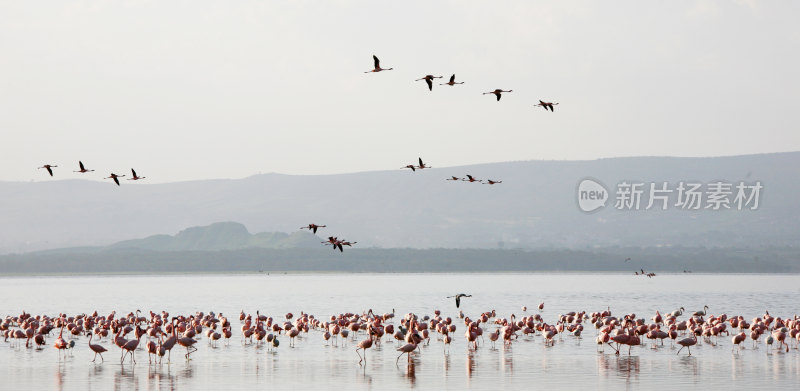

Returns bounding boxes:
[1,1,798,183]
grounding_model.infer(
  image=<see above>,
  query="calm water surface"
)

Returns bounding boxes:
[1,273,799,390]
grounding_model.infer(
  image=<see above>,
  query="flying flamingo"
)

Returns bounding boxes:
[416,75,443,91]
[401,164,416,172]
[74,161,94,173]
[86,332,107,362]
[463,175,482,183]
[416,158,430,169]
[446,293,472,308]
[446,176,462,181]
[301,224,326,234]
[364,55,393,73]
[483,89,512,101]
[534,100,559,112]
[105,173,126,186]
[440,74,464,86]
[484,180,502,185]
[676,333,698,355]
[38,164,58,177]
[127,168,145,180]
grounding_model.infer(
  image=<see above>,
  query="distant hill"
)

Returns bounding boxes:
[108,222,321,251]
[1,152,798,253]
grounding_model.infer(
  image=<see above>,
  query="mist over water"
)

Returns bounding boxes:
[2,273,799,390]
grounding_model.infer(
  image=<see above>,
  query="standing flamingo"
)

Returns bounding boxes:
[364,55,393,73]
[440,74,464,86]
[396,342,418,364]
[121,333,141,364]
[53,325,68,359]
[483,89,512,101]
[355,332,374,365]
[38,164,58,177]
[676,333,698,356]
[87,332,107,362]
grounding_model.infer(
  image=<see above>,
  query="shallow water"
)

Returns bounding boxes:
[1,273,799,390]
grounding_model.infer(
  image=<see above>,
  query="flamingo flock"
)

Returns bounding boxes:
[38,160,146,187]
[4,305,800,370]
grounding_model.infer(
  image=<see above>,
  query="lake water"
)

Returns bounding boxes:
[1,273,799,390]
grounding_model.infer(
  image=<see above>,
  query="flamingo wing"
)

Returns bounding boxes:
[46,166,53,176]
[79,161,85,170]
[455,296,461,308]
[131,168,137,177]
[373,55,379,69]
[426,78,432,91]
[496,93,501,101]
[449,74,455,83]
[113,176,120,186]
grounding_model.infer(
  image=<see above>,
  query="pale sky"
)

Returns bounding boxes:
[1,1,798,183]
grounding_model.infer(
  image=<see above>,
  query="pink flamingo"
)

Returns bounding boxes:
[87,332,107,362]
[483,89,512,101]
[127,168,146,181]
[364,55,393,73]
[676,333,698,355]
[440,74,464,86]
[416,75,443,91]
[74,161,94,173]
[534,100,559,112]
[105,173,126,186]
[38,164,58,177]
[396,342,418,364]
[355,331,374,365]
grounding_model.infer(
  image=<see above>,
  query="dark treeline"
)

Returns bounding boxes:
[0,246,798,274]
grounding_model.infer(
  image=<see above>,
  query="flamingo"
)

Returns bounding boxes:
[440,74,464,86]
[74,161,94,173]
[483,89,512,101]
[693,306,709,317]
[463,175,482,183]
[446,293,471,308]
[484,180,502,185]
[676,333,698,356]
[416,158,430,169]
[355,332,374,365]
[402,164,416,172]
[300,224,326,234]
[177,335,198,360]
[86,332,107,362]
[416,75,443,91]
[396,342,418,364]
[446,176,462,181]
[534,100,559,112]
[121,333,141,364]
[38,164,58,177]
[53,325,68,359]
[127,168,145,181]
[105,173,125,186]
[364,55,393,73]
